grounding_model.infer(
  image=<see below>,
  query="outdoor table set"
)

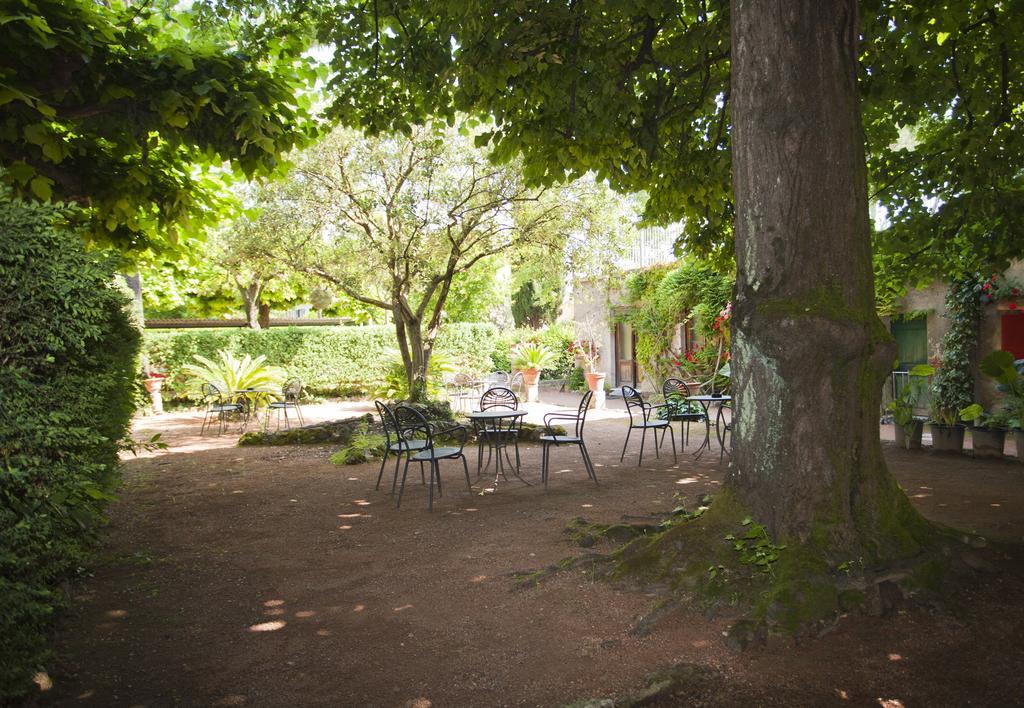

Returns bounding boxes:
[375,386,598,511]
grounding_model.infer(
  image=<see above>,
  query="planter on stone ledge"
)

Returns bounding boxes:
[929,423,965,453]
[971,426,1006,458]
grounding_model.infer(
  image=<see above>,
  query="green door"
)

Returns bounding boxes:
[890,316,928,371]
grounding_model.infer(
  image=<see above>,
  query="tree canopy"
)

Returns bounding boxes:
[202,0,1022,286]
[0,0,318,251]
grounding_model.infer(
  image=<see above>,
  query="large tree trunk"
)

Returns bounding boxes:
[238,282,263,330]
[393,311,432,403]
[728,1,925,560]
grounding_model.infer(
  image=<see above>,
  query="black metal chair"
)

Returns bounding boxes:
[716,402,733,462]
[540,390,597,487]
[661,378,706,447]
[394,405,471,511]
[374,400,427,493]
[476,386,522,474]
[620,386,677,466]
[200,382,243,435]
[267,378,305,430]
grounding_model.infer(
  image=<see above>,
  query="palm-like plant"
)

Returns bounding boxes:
[511,342,557,372]
[183,350,285,398]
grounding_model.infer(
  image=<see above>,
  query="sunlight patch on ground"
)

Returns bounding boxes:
[338,513,362,518]
[263,599,285,607]
[835,688,849,700]
[106,609,128,618]
[470,575,487,583]
[337,525,353,530]
[393,604,414,612]
[317,629,331,636]
[887,653,903,661]
[353,604,365,612]
[581,503,593,508]
[878,700,904,708]
[295,610,316,618]
[354,499,372,506]
[676,477,700,485]
[32,672,52,692]
[249,621,286,632]
[991,503,1002,507]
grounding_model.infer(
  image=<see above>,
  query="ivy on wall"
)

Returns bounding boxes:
[617,259,734,384]
[931,278,982,423]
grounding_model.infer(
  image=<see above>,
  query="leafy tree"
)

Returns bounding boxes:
[0,0,317,251]
[199,0,1015,623]
[280,125,559,400]
[862,1,1024,286]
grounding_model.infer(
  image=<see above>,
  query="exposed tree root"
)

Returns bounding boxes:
[514,492,1008,647]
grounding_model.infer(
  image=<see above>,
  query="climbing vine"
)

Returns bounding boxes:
[930,278,982,424]
[618,260,734,384]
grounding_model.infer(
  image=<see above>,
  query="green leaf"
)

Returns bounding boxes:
[29,175,52,200]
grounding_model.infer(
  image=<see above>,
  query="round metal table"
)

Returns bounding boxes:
[464,409,529,492]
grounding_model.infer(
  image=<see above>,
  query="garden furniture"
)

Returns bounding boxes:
[660,378,707,447]
[540,390,597,487]
[466,391,529,491]
[199,382,244,436]
[685,393,733,459]
[715,402,733,462]
[620,386,677,466]
[394,405,471,511]
[374,400,428,494]
[266,378,305,430]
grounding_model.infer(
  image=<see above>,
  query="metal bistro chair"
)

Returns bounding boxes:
[620,386,677,466]
[476,386,522,474]
[394,405,471,511]
[509,371,526,399]
[267,378,305,430]
[540,390,597,488]
[661,378,707,448]
[200,382,244,436]
[374,400,428,494]
[716,401,733,463]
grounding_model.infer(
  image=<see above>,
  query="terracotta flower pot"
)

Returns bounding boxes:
[929,423,965,453]
[521,367,541,387]
[894,419,924,450]
[971,427,1006,458]
[584,371,606,391]
[143,377,165,415]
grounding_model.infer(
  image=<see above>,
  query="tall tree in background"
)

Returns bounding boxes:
[283,126,558,400]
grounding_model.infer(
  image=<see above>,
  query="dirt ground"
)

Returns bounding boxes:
[33,395,1024,707]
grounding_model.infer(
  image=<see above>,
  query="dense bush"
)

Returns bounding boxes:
[0,195,140,699]
[144,323,500,402]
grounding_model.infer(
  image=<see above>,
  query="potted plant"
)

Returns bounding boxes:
[958,404,1008,458]
[512,342,555,384]
[141,356,167,415]
[569,339,603,389]
[885,364,934,449]
[978,350,1024,463]
[928,403,966,453]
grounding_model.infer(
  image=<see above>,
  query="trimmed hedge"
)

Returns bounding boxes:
[0,195,140,699]
[144,322,502,402]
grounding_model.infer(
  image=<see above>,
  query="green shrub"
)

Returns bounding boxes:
[0,193,139,699]
[143,323,498,402]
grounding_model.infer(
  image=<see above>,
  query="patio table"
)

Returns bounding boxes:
[464,409,529,492]
[685,395,732,459]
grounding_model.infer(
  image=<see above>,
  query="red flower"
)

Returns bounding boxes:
[1010,302,1018,310]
